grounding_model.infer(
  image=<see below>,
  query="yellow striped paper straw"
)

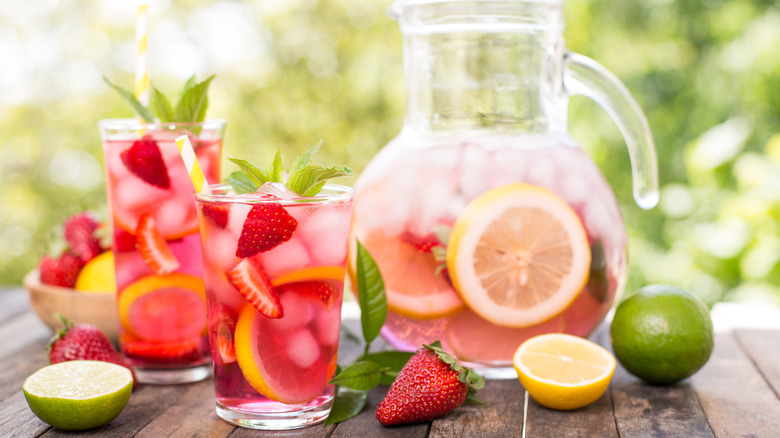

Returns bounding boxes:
[176,135,212,194]
[135,2,150,108]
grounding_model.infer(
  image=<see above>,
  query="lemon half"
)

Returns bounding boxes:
[514,333,615,410]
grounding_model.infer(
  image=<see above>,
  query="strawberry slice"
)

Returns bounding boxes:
[236,204,297,258]
[136,214,180,275]
[123,337,202,363]
[212,307,237,364]
[120,137,171,189]
[279,280,341,310]
[202,204,229,229]
[227,259,283,318]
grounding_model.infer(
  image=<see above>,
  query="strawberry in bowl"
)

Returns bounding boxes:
[24,211,120,342]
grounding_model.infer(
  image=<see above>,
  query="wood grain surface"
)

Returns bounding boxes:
[1,288,779,437]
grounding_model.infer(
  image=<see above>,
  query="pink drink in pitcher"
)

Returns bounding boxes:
[99,120,225,384]
[349,133,628,376]
[195,183,353,429]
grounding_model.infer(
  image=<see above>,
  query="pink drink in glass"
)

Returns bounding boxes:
[195,184,353,430]
[99,119,225,384]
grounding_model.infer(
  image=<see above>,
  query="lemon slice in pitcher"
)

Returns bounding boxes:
[446,183,590,328]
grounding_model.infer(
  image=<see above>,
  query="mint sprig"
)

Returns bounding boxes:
[104,74,214,130]
[225,142,353,197]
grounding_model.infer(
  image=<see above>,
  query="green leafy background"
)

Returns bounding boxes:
[1,0,779,307]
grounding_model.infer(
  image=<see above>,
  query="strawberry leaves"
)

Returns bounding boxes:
[225,142,352,197]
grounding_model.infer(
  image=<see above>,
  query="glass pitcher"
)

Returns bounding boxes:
[348,0,658,378]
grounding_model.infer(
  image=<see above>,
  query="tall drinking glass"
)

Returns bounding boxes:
[194,184,353,429]
[98,119,225,384]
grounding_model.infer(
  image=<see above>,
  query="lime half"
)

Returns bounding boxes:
[23,360,133,430]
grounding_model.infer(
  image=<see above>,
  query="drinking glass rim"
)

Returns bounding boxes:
[194,183,354,205]
[97,118,227,130]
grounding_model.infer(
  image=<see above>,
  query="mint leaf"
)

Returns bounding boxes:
[361,351,414,386]
[287,164,353,197]
[291,140,322,174]
[356,240,387,347]
[324,387,368,425]
[329,361,385,390]
[177,74,197,106]
[103,76,155,122]
[150,84,175,123]
[227,157,270,188]
[270,149,284,183]
[226,171,259,194]
[174,74,214,127]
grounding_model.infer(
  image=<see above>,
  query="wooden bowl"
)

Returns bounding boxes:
[23,270,119,343]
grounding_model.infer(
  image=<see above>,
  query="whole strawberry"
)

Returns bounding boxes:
[63,212,104,265]
[376,341,485,426]
[39,251,82,288]
[48,314,136,385]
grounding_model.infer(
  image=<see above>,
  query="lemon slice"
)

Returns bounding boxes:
[23,360,133,430]
[234,304,334,404]
[513,333,615,410]
[75,251,116,293]
[446,183,590,328]
[272,265,346,287]
[118,273,206,342]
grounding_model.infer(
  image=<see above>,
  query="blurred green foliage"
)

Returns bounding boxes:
[1,0,779,308]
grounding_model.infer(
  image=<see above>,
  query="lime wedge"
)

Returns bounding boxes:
[23,360,133,431]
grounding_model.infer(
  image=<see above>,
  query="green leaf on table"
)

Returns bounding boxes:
[287,164,353,197]
[103,76,155,123]
[270,149,284,183]
[356,240,387,345]
[329,361,385,390]
[361,351,414,386]
[290,140,322,174]
[324,386,368,426]
[227,157,270,189]
[150,84,175,123]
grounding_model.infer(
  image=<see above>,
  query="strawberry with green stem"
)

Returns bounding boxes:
[325,241,485,426]
[376,341,485,426]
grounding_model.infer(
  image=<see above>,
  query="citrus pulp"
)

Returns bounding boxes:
[447,183,591,328]
[23,360,133,430]
[514,333,615,410]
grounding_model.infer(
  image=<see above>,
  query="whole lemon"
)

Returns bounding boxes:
[610,284,714,385]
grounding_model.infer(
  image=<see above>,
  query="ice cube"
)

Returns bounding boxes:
[257,238,312,278]
[270,292,314,332]
[298,204,351,266]
[315,310,341,346]
[203,228,239,271]
[256,182,298,199]
[558,173,588,205]
[286,329,320,369]
[226,203,253,237]
[526,155,556,190]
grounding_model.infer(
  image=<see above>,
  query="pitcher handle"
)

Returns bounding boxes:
[563,52,659,210]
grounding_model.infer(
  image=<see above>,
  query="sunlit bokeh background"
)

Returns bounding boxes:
[1,0,779,307]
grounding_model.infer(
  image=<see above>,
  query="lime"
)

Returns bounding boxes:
[23,360,133,430]
[610,284,714,385]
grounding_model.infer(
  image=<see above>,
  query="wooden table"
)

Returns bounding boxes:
[2,287,780,437]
